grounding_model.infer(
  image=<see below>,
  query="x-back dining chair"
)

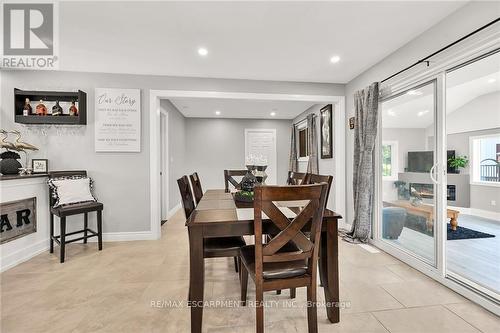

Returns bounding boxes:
[239,183,328,333]
[189,172,203,205]
[305,174,333,208]
[177,175,245,273]
[223,169,247,193]
[286,171,308,185]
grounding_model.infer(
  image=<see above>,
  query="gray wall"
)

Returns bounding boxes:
[184,118,292,190]
[2,70,343,233]
[292,104,336,210]
[344,2,500,226]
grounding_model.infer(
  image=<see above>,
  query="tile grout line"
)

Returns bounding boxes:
[442,304,487,333]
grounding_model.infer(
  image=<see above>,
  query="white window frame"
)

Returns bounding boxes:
[382,140,399,181]
[469,133,500,187]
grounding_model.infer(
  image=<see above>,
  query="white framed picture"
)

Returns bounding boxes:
[94,88,141,152]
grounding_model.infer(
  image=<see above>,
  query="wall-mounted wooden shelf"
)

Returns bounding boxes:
[14,89,87,125]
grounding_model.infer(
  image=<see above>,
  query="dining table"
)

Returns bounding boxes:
[186,189,342,333]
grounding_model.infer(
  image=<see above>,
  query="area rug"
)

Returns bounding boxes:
[447,224,495,241]
[404,214,496,240]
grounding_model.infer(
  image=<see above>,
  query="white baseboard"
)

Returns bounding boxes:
[100,231,157,242]
[167,203,182,220]
[0,239,49,273]
[448,206,500,222]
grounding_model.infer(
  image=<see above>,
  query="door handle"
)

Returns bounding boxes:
[430,163,438,184]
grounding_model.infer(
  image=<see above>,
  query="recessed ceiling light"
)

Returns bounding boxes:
[387,109,396,117]
[488,78,496,83]
[198,47,208,56]
[417,110,429,117]
[215,110,221,115]
[407,90,423,96]
[330,55,341,64]
[270,112,276,117]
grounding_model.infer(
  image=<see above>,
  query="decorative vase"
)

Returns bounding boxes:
[52,100,63,116]
[36,100,47,116]
[254,165,268,184]
[241,165,257,192]
[0,151,22,175]
[23,98,32,116]
[69,101,78,116]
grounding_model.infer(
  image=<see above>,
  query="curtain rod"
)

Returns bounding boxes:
[293,114,317,127]
[381,18,500,83]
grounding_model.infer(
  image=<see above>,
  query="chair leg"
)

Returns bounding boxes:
[290,288,296,299]
[234,256,239,273]
[49,214,54,253]
[97,210,103,251]
[240,263,248,306]
[306,285,318,333]
[60,217,66,263]
[83,212,88,244]
[256,283,264,333]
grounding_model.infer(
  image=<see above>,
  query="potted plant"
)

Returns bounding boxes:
[448,155,469,174]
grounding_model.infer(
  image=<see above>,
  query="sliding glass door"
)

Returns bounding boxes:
[445,51,500,298]
[379,81,438,265]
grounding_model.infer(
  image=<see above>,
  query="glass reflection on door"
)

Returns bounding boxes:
[445,51,500,297]
[380,81,437,265]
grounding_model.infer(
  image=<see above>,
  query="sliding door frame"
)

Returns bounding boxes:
[372,26,500,314]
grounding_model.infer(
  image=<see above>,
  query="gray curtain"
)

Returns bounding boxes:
[306,114,318,174]
[345,82,379,243]
[289,126,298,172]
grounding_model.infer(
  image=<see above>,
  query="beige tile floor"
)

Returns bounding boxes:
[1,210,499,333]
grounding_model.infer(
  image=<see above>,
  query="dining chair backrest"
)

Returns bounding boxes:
[48,170,87,207]
[305,173,333,208]
[224,169,247,193]
[286,171,308,185]
[177,175,195,219]
[253,183,328,277]
[189,172,203,205]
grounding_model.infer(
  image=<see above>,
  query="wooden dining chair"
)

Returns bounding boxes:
[178,176,245,272]
[286,171,308,185]
[239,183,328,333]
[305,174,333,208]
[189,172,203,205]
[224,169,247,193]
[48,171,103,263]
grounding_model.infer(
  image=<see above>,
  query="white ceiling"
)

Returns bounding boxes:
[382,52,500,128]
[169,98,316,119]
[59,1,466,83]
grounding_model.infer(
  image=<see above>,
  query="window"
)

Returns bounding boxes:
[298,128,308,158]
[382,141,398,180]
[470,134,500,185]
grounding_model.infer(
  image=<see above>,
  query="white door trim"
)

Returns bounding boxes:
[149,90,345,240]
[244,128,277,185]
[160,109,169,221]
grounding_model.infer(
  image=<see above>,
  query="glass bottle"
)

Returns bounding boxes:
[52,100,63,116]
[35,99,47,116]
[69,101,78,116]
[23,98,32,116]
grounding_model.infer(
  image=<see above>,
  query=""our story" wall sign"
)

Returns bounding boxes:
[95,88,141,152]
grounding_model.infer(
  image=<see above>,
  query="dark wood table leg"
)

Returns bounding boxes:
[319,221,339,323]
[188,226,204,333]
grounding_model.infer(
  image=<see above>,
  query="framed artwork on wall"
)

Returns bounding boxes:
[320,104,333,159]
[32,159,48,173]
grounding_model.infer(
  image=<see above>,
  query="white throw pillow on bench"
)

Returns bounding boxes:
[48,177,97,208]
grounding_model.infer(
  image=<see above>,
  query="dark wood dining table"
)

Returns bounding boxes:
[186,189,342,333]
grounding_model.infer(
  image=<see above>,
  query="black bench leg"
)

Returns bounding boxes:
[49,213,54,253]
[60,217,66,263]
[97,210,103,251]
[83,212,88,244]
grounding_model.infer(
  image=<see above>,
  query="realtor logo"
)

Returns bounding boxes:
[1,2,58,69]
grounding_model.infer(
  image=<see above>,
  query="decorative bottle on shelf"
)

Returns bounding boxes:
[23,98,32,116]
[35,99,47,115]
[52,100,63,116]
[69,101,78,116]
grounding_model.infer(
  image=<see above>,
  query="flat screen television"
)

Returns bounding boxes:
[407,150,456,173]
